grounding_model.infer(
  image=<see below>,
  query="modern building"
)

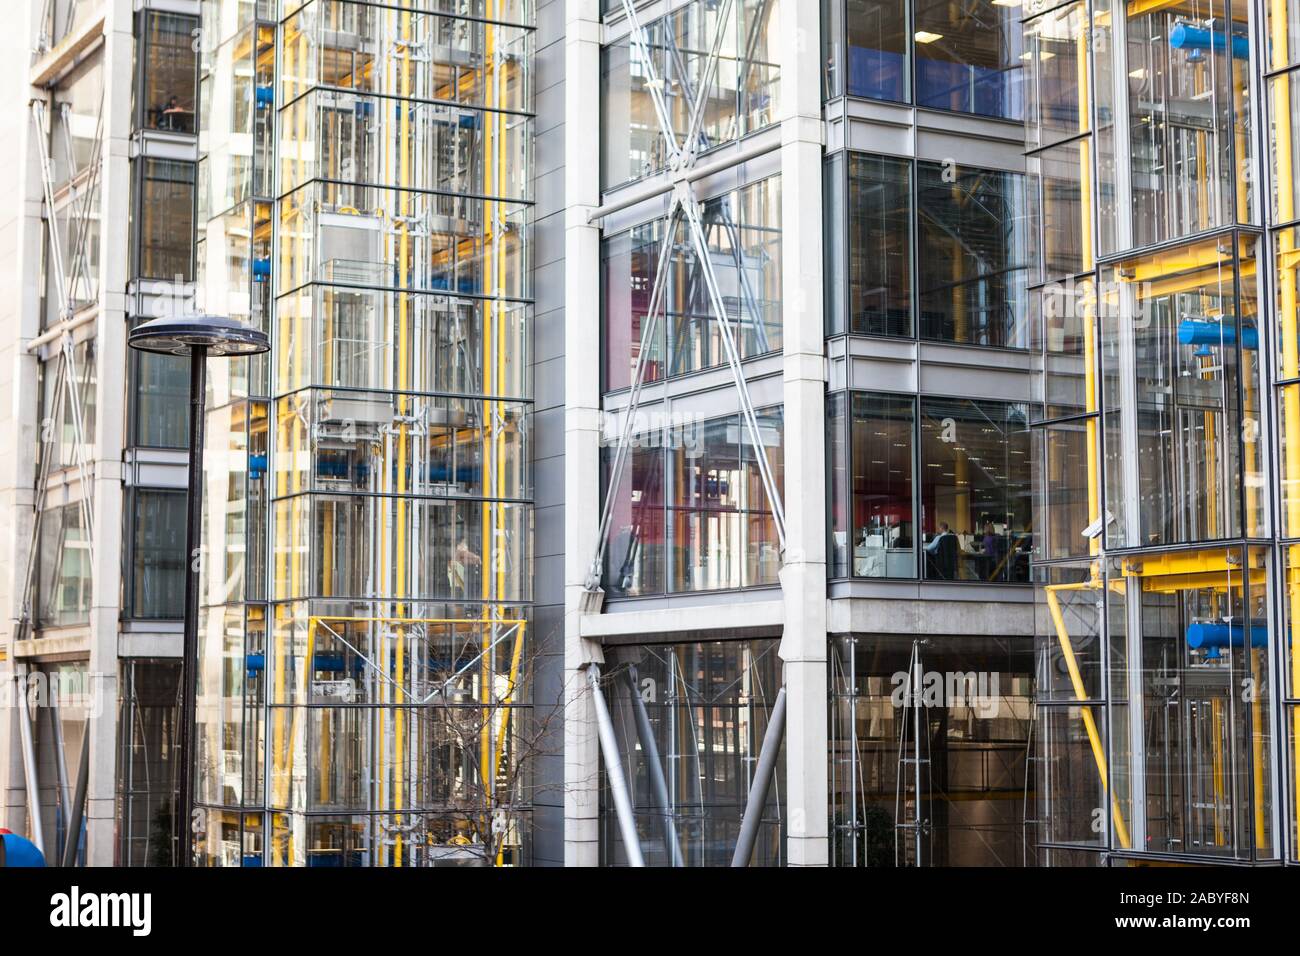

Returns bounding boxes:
[0,0,201,867]
[0,0,1294,868]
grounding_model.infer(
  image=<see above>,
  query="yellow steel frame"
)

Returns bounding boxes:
[1274,0,1300,858]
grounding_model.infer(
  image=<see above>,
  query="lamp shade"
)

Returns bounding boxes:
[128,315,269,357]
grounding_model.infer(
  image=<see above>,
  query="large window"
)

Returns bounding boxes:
[130,490,187,619]
[829,391,1034,581]
[138,10,198,133]
[913,0,1024,120]
[601,0,781,187]
[134,158,196,281]
[598,639,784,867]
[823,0,1023,119]
[919,397,1033,582]
[824,0,910,102]
[132,334,190,449]
[37,503,92,629]
[917,160,1032,347]
[844,392,916,579]
[602,407,784,596]
[839,153,913,336]
[602,177,782,389]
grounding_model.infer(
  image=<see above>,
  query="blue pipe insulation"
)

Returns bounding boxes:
[1186,620,1268,652]
[1177,319,1258,350]
[1168,23,1251,61]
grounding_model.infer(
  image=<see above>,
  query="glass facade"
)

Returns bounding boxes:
[828,392,1032,582]
[1027,0,1286,865]
[602,176,782,390]
[826,152,1032,347]
[830,634,1033,866]
[600,0,781,187]
[194,0,536,866]
[598,639,785,866]
[601,407,784,597]
[824,0,1024,119]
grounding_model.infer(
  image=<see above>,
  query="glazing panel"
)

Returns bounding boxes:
[1101,237,1258,548]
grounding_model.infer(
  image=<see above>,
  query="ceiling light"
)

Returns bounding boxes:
[915,31,944,43]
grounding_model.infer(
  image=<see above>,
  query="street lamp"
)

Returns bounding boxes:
[128,315,269,867]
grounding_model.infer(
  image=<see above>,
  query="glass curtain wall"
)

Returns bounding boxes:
[602,176,783,391]
[597,639,785,866]
[601,406,784,596]
[195,0,278,867]
[1273,0,1300,862]
[829,634,1034,866]
[826,391,1033,582]
[1028,0,1279,864]
[600,0,781,187]
[823,0,1024,119]
[825,151,1032,348]
[207,0,538,868]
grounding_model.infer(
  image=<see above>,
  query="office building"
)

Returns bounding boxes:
[0,0,1294,867]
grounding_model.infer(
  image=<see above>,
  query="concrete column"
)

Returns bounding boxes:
[562,0,605,867]
[0,0,54,838]
[81,1,135,866]
[776,0,829,867]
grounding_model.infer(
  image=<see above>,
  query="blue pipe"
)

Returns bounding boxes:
[1177,319,1258,350]
[1186,620,1268,652]
[1169,23,1251,61]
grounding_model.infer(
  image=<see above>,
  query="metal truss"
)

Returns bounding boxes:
[16,98,104,644]
[584,0,786,597]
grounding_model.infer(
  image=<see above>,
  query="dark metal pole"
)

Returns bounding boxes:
[731,684,786,868]
[177,344,207,868]
[61,721,90,868]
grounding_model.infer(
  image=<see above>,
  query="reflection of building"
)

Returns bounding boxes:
[0,0,1295,869]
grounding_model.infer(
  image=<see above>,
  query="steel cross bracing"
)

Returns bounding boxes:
[584,0,786,594]
[16,99,104,644]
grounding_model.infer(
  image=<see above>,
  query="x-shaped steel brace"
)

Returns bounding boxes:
[584,0,787,593]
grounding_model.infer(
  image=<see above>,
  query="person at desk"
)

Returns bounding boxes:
[979,520,1007,581]
[924,522,959,580]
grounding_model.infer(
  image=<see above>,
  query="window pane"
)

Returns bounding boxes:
[914,0,1024,119]
[37,503,92,628]
[828,393,850,577]
[603,222,665,392]
[846,0,910,102]
[599,640,785,866]
[140,11,198,133]
[132,491,187,619]
[847,153,912,336]
[917,161,1032,347]
[136,158,196,280]
[850,392,916,578]
[1100,237,1259,548]
[133,345,190,448]
[1031,140,1090,282]
[602,434,666,598]
[920,398,1032,582]
[1122,0,1244,245]
[1024,3,1088,151]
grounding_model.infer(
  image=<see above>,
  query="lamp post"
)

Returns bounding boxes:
[128,315,269,867]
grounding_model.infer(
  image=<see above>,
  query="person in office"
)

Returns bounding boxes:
[981,520,1006,581]
[925,521,959,580]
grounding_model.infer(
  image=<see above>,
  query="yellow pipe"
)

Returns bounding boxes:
[1045,585,1133,848]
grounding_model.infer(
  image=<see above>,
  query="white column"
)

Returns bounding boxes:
[776,0,829,868]
[562,0,605,867]
[0,0,45,835]
[82,0,134,866]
